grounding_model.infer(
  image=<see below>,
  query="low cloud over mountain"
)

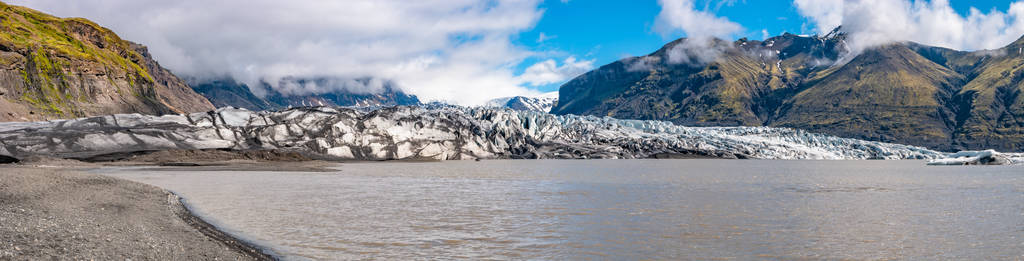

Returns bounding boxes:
[795,0,1024,56]
[10,0,589,105]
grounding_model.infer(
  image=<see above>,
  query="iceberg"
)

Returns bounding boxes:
[927,150,1024,166]
[0,105,945,161]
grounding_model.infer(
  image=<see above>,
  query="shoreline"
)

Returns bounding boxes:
[0,165,276,260]
[166,192,276,260]
[1,156,1015,259]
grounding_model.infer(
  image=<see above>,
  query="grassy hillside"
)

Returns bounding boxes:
[772,45,965,148]
[951,38,1024,150]
[0,2,213,121]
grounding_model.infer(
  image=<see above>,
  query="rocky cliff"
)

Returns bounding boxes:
[0,3,214,122]
[553,29,1024,152]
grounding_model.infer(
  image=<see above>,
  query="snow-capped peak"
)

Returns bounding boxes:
[485,92,558,113]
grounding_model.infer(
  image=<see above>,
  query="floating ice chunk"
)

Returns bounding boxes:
[927,150,1020,165]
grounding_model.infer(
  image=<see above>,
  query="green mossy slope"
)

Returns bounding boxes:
[0,2,213,121]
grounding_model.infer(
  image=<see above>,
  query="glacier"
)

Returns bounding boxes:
[0,106,944,161]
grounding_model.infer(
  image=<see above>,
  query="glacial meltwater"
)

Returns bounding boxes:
[97,160,1024,260]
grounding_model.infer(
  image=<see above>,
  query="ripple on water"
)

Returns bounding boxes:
[98,160,1024,260]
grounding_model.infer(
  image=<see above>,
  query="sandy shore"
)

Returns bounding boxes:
[0,165,274,260]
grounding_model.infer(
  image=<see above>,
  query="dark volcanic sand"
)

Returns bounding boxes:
[0,166,272,260]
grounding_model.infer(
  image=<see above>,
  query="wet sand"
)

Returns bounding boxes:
[0,164,274,260]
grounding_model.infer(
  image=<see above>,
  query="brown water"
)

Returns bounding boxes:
[98,160,1024,260]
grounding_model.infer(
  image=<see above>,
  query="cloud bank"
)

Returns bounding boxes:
[517,57,594,86]
[795,0,1024,55]
[10,0,592,105]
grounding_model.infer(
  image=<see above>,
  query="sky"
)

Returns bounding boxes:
[9,0,1024,105]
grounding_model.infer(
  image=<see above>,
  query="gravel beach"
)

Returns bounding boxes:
[0,165,273,260]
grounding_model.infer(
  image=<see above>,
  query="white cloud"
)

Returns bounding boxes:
[655,0,744,41]
[537,32,557,43]
[793,0,844,34]
[795,0,1024,55]
[517,57,594,86]
[654,0,743,66]
[9,0,584,105]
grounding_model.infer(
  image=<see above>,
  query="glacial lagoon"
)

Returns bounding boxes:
[98,160,1024,260]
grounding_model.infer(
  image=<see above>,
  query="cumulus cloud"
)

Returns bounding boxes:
[9,0,583,105]
[517,57,594,86]
[655,0,744,41]
[795,0,1024,55]
[654,0,743,66]
[666,39,732,65]
[793,0,844,34]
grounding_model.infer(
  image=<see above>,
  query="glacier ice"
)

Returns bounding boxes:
[927,150,1024,166]
[0,106,945,161]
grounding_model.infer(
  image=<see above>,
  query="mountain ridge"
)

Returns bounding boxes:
[191,78,421,110]
[485,93,558,112]
[553,30,1024,151]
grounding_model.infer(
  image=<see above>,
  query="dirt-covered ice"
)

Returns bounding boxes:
[0,106,944,161]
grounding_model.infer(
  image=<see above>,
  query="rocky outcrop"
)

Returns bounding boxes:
[0,3,214,122]
[0,105,943,161]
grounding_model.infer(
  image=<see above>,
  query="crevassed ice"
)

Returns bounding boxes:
[0,105,946,161]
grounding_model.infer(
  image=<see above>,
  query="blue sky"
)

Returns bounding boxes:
[516,0,1021,93]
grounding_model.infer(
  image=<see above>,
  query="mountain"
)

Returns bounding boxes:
[553,29,1024,151]
[485,93,558,112]
[0,3,214,122]
[192,78,421,110]
[942,38,1024,151]
[505,96,557,112]
[555,32,846,126]
[190,78,277,111]
[772,44,966,148]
